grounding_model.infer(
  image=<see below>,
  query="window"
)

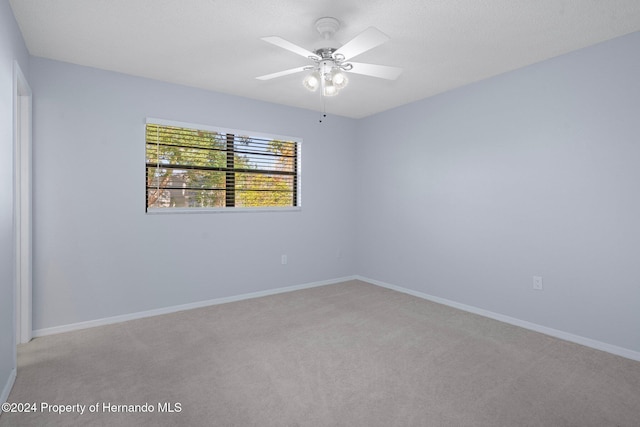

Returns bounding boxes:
[145,120,300,212]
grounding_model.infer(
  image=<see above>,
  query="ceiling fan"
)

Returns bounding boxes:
[256,17,403,97]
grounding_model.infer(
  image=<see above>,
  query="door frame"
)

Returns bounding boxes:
[14,61,32,345]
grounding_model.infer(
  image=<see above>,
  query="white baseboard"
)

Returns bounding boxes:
[33,275,357,338]
[357,275,640,362]
[1,368,16,406]
[29,274,640,362]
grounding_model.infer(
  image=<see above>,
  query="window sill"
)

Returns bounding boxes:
[146,206,302,215]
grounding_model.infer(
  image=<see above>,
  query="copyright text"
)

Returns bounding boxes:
[2,401,182,415]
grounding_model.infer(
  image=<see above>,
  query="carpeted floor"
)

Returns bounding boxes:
[1,280,639,426]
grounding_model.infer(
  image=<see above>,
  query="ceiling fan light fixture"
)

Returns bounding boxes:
[303,71,321,91]
[323,80,339,97]
[331,69,348,89]
[303,61,347,96]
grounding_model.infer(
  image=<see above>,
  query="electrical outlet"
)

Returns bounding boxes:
[281,255,288,265]
[533,276,543,290]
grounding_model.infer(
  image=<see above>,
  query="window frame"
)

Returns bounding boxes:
[145,118,302,214]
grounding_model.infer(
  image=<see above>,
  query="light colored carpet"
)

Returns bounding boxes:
[1,280,639,426]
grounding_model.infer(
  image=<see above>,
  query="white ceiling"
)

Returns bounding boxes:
[9,0,640,118]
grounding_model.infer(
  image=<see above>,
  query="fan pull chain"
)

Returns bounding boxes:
[319,88,327,123]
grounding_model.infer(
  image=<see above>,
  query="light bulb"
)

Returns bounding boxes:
[331,70,348,89]
[323,81,338,97]
[303,71,320,92]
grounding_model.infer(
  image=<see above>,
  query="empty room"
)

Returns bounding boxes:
[1,1,640,425]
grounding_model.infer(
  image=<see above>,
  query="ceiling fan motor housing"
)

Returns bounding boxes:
[314,47,337,60]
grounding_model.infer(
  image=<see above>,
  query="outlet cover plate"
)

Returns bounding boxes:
[533,276,543,290]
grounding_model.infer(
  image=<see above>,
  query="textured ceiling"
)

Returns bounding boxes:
[9,0,640,118]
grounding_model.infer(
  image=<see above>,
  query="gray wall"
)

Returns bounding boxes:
[0,0,29,400]
[356,32,640,352]
[29,57,357,331]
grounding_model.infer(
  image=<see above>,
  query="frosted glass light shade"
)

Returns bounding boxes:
[303,71,320,91]
[323,81,338,96]
[332,70,348,89]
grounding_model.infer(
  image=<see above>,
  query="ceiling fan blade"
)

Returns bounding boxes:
[261,36,318,59]
[334,27,390,61]
[348,62,403,80]
[256,66,308,80]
